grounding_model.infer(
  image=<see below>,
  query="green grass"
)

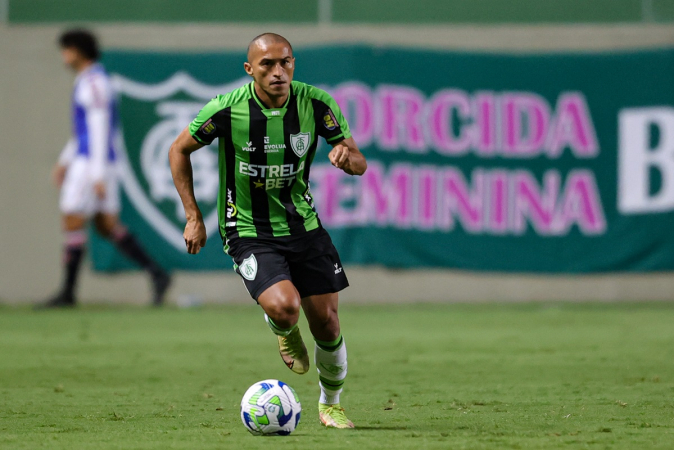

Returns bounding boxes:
[1,302,674,449]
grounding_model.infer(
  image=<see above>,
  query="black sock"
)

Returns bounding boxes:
[63,245,85,299]
[113,232,163,276]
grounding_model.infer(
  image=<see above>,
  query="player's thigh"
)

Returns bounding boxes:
[230,245,293,302]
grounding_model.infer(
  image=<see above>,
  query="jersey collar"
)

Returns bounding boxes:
[250,82,292,111]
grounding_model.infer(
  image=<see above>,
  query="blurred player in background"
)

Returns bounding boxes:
[169,33,367,428]
[41,29,171,308]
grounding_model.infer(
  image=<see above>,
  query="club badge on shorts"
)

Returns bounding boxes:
[239,254,258,281]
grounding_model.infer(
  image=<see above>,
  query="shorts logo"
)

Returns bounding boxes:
[240,254,258,281]
[334,263,343,274]
[323,109,338,130]
[290,132,311,158]
[201,119,216,135]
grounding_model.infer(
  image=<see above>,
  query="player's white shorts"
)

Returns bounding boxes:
[59,157,121,216]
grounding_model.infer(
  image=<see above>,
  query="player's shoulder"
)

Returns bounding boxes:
[75,64,114,105]
[292,81,335,103]
[209,82,253,111]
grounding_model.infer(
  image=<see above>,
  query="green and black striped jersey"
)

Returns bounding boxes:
[189,80,351,243]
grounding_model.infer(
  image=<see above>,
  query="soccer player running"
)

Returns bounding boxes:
[169,33,367,428]
[41,29,171,308]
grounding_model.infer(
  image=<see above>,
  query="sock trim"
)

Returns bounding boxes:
[315,334,343,351]
[267,316,298,336]
[319,376,345,389]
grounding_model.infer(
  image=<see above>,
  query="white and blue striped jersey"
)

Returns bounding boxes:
[59,63,119,182]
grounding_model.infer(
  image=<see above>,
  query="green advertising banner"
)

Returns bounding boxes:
[92,46,674,273]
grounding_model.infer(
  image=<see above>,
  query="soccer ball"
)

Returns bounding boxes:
[240,379,301,436]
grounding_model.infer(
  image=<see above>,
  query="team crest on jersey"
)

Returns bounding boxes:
[110,71,249,251]
[239,254,258,281]
[290,132,311,158]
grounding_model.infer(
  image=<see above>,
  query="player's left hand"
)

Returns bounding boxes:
[94,181,107,199]
[329,143,351,171]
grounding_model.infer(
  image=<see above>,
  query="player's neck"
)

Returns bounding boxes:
[74,59,95,74]
[254,83,288,109]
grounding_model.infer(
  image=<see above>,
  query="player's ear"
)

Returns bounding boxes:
[243,62,254,77]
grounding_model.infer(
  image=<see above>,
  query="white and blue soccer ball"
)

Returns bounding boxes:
[240,379,301,436]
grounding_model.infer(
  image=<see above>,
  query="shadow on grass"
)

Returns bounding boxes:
[352,426,409,431]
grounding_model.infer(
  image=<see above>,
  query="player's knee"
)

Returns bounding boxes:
[95,223,113,238]
[266,292,301,326]
[276,294,301,320]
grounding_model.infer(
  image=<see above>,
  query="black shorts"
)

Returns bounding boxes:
[227,227,349,301]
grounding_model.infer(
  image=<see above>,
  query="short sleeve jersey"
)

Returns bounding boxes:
[189,80,351,243]
[72,63,118,162]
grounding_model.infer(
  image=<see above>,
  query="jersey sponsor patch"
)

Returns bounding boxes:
[201,119,216,135]
[239,254,258,281]
[323,109,338,130]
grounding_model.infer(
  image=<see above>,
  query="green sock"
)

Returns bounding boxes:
[315,334,343,352]
[264,314,297,337]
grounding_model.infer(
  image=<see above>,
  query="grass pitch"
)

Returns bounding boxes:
[1,302,674,449]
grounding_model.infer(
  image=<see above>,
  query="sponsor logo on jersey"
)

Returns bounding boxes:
[239,161,306,190]
[323,109,338,130]
[290,132,311,158]
[242,141,256,152]
[226,188,237,220]
[239,254,258,281]
[334,263,343,274]
[263,136,286,153]
[201,119,216,135]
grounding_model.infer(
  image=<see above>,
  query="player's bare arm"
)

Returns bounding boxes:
[169,126,207,254]
[329,137,367,176]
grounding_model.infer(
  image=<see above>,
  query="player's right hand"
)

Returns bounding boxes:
[184,217,207,254]
[52,164,67,188]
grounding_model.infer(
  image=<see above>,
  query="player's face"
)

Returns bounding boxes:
[245,42,295,99]
[60,47,82,70]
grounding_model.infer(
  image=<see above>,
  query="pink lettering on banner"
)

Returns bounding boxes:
[511,171,560,235]
[311,163,606,237]
[416,166,437,229]
[437,168,484,233]
[502,93,550,157]
[377,85,427,152]
[332,82,375,148]
[474,92,498,156]
[554,170,606,234]
[547,93,599,158]
[427,89,473,155]
[488,170,509,233]
[359,162,414,227]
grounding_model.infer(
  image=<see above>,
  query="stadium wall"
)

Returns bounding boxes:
[2,24,674,305]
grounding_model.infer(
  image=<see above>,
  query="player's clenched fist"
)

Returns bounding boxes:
[329,144,350,170]
[184,217,207,254]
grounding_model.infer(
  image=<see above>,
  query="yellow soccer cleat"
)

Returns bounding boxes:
[318,403,355,429]
[277,326,310,375]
